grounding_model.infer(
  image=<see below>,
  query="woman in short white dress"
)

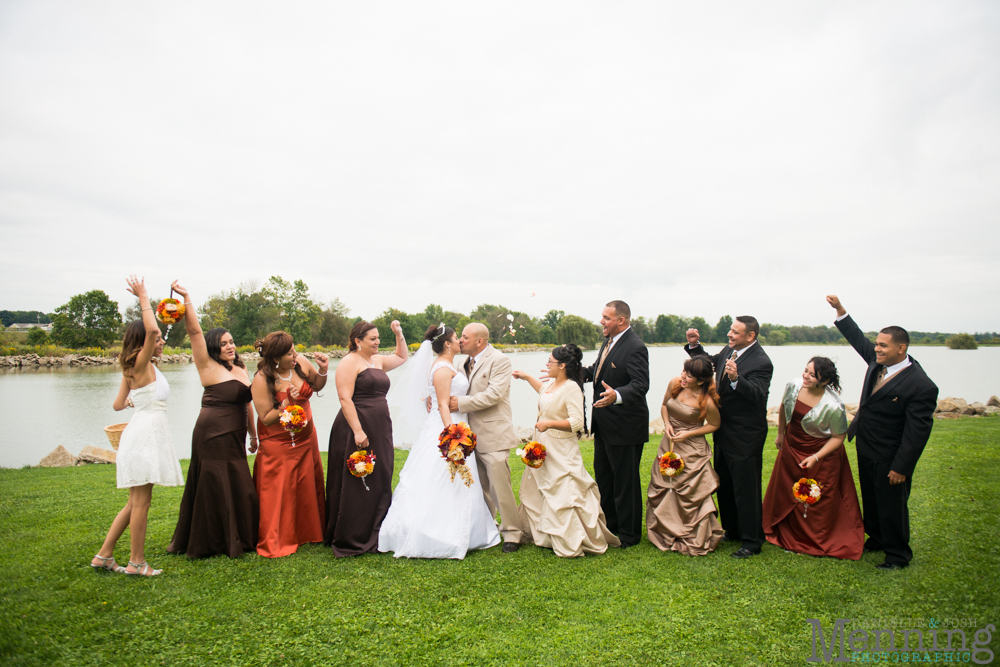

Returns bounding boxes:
[90,276,183,576]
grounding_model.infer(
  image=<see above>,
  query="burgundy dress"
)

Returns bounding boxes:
[762,399,864,559]
[168,380,258,558]
[324,368,394,557]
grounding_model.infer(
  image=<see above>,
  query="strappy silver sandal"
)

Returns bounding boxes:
[126,560,163,577]
[90,554,126,573]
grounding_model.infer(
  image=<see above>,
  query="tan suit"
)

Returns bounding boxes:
[455,345,522,543]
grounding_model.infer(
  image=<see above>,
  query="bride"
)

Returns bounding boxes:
[379,324,501,558]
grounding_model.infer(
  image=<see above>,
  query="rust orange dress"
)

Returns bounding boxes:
[252,382,326,558]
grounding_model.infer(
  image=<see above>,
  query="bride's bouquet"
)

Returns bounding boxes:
[279,404,308,447]
[348,450,377,491]
[793,478,822,517]
[658,451,685,477]
[516,441,546,468]
[155,298,185,325]
[438,422,477,487]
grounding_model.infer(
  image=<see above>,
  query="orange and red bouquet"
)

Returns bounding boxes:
[348,449,377,490]
[793,477,822,517]
[155,298,185,325]
[279,404,308,446]
[516,441,546,468]
[658,451,685,477]
[438,422,477,487]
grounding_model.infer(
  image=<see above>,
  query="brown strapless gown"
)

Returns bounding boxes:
[168,380,258,558]
[324,368,394,557]
[645,398,724,555]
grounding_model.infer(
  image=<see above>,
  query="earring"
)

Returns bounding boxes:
[275,362,279,368]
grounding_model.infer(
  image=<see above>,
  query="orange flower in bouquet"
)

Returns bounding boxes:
[793,478,822,517]
[155,298,185,325]
[438,422,477,487]
[348,449,377,491]
[658,451,685,477]
[516,441,546,468]
[279,404,308,446]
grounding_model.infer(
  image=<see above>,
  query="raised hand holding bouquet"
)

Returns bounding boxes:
[793,478,822,517]
[155,288,186,343]
[438,422,477,487]
[279,404,308,447]
[516,441,546,468]
[347,450,377,491]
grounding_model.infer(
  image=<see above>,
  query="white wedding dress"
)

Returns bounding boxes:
[116,366,184,489]
[378,360,501,558]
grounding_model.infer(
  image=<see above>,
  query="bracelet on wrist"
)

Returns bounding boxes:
[142,307,152,312]
[318,370,328,377]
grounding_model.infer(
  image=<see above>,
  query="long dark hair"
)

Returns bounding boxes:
[254,331,314,410]
[809,356,842,393]
[670,355,720,420]
[119,320,154,377]
[205,328,245,371]
[552,343,587,436]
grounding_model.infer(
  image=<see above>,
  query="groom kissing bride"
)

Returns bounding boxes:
[379,322,521,559]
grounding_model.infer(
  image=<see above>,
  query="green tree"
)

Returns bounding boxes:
[631,316,655,343]
[946,333,978,350]
[555,314,601,348]
[714,315,733,343]
[316,299,352,347]
[768,329,788,346]
[543,310,565,330]
[51,290,122,348]
[263,277,323,345]
[26,327,49,345]
[654,314,684,343]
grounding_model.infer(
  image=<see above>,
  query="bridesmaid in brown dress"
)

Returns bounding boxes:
[325,319,408,557]
[167,282,259,559]
[763,357,863,560]
[646,355,725,555]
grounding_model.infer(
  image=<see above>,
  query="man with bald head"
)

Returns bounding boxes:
[449,323,523,552]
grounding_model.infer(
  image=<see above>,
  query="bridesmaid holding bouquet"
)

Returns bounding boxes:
[250,332,328,558]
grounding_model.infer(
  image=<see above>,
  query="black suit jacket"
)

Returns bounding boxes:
[582,327,649,446]
[686,341,773,455]
[836,315,938,477]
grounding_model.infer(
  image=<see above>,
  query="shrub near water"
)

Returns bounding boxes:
[946,333,978,350]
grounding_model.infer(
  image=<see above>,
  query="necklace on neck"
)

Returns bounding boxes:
[358,353,375,368]
[276,368,293,382]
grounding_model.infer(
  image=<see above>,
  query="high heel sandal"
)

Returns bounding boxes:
[126,560,163,577]
[90,554,126,573]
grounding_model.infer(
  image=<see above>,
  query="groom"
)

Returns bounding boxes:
[449,322,523,552]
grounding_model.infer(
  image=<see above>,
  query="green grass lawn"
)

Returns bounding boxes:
[1,420,998,667]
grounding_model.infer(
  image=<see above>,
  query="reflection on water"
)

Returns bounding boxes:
[1,346,995,468]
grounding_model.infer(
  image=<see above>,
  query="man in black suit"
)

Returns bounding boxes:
[828,295,938,570]
[582,300,649,548]
[685,316,773,558]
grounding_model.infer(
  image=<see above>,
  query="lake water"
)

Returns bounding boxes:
[1,345,995,468]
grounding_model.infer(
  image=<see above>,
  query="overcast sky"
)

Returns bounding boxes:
[2,1,998,333]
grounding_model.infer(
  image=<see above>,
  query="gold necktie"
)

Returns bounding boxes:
[871,366,888,395]
[596,340,613,378]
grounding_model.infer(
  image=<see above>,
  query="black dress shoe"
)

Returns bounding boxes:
[731,547,761,559]
[502,542,520,553]
[876,561,906,571]
[618,541,639,549]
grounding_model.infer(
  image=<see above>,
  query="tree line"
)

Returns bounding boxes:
[4,278,999,350]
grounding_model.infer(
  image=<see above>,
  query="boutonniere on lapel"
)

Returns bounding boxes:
[892,397,898,402]
[611,362,617,369]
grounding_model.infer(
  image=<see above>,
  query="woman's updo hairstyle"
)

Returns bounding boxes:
[349,321,377,352]
[424,324,456,354]
[670,354,720,419]
[254,331,313,410]
[552,343,587,436]
[809,356,842,393]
